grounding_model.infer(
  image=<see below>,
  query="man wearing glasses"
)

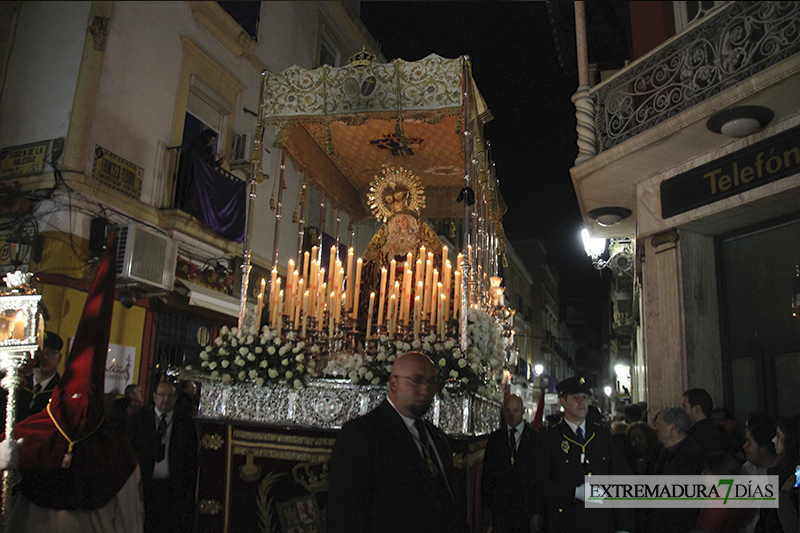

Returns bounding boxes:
[327,351,468,533]
[125,380,198,533]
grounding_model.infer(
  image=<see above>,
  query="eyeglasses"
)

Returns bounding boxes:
[394,375,439,387]
[155,392,176,399]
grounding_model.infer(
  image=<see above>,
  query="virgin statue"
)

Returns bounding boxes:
[357,166,443,325]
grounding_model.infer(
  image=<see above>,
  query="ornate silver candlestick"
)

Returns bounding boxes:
[0,271,44,525]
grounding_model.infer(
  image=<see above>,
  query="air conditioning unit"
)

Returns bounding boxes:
[115,224,178,292]
[230,132,254,167]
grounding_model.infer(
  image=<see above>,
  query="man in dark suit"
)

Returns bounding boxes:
[326,351,468,533]
[647,406,704,533]
[681,388,728,458]
[481,394,544,533]
[531,376,631,533]
[0,331,63,433]
[126,380,198,533]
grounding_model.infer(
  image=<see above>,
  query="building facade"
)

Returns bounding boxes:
[0,1,381,396]
[568,0,800,425]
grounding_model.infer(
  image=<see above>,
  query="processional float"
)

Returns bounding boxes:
[191,52,515,433]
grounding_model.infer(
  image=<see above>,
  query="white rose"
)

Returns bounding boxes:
[438,358,446,367]
[246,335,254,344]
[231,339,238,348]
[210,371,219,379]
[371,377,380,385]
[222,374,232,383]
[387,355,396,362]
[238,371,245,380]
[201,361,209,368]
[411,339,422,349]
[297,364,304,372]
[220,360,229,368]
[267,346,276,355]
[255,377,264,386]
[285,371,293,379]
[281,358,289,366]
[235,357,245,367]
[255,347,263,354]
[444,340,454,350]
[386,364,392,373]
[358,367,367,377]
[247,353,256,361]
[286,332,295,341]
[260,360,268,368]
[219,348,228,356]
[208,361,218,370]
[449,369,459,379]
[278,345,288,356]
[295,354,304,362]
[376,353,386,362]
[215,338,223,346]
[221,326,229,335]
[293,379,302,389]
[364,371,374,380]
[248,369,258,379]
[239,347,248,356]
[268,369,278,378]
[458,358,467,368]
[461,377,469,384]
[200,352,209,361]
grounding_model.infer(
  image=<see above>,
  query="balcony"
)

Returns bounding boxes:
[574,1,800,238]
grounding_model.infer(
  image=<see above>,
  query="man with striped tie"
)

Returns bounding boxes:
[327,351,468,533]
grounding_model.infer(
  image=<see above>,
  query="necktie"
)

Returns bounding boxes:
[156,414,167,462]
[414,419,453,501]
[509,427,517,462]
[33,383,42,394]
[576,426,585,444]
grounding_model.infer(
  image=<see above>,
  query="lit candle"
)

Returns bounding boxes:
[270,268,278,316]
[336,267,344,324]
[316,268,325,318]
[301,290,309,338]
[271,277,282,328]
[423,260,432,318]
[414,295,420,340]
[294,278,304,329]
[403,268,412,325]
[256,292,264,327]
[284,259,295,315]
[328,245,336,285]
[388,295,396,340]
[415,258,423,296]
[378,267,387,325]
[329,290,335,338]
[406,252,413,269]
[366,292,375,339]
[419,245,426,265]
[430,269,439,322]
[352,258,363,320]
[345,248,354,311]
[441,245,448,271]
[317,281,326,328]
[309,260,318,314]
[388,259,397,303]
[439,293,446,341]
[277,290,284,338]
[457,252,463,273]
[303,251,310,286]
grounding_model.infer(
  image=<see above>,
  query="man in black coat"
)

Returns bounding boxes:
[481,394,544,533]
[0,331,64,433]
[681,388,728,458]
[647,406,705,533]
[126,380,198,533]
[326,351,468,533]
[531,376,631,533]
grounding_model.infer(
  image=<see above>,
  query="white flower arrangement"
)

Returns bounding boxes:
[188,325,318,388]
[323,307,507,397]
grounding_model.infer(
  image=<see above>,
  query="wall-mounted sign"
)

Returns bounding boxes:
[0,140,50,179]
[104,342,137,395]
[661,125,800,219]
[92,145,142,199]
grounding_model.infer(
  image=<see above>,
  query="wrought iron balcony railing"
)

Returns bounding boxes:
[592,1,800,153]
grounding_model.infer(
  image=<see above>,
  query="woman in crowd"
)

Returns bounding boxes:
[625,421,662,475]
[757,415,800,533]
[695,452,755,533]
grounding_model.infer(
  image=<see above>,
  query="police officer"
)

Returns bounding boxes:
[531,376,631,532]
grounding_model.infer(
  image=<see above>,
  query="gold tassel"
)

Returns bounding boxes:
[270,195,275,211]
[449,221,456,239]
[292,208,298,224]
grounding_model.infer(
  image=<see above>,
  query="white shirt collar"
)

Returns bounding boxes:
[564,418,586,436]
[387,397,418,431]
[507,421,525,434]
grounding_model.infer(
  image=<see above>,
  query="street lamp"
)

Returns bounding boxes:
[534,363,544,377]
[603,385,613,397]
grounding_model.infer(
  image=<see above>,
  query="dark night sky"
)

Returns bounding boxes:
[360,1,610,312]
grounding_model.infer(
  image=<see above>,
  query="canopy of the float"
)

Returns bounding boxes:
[260,53,497,221]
